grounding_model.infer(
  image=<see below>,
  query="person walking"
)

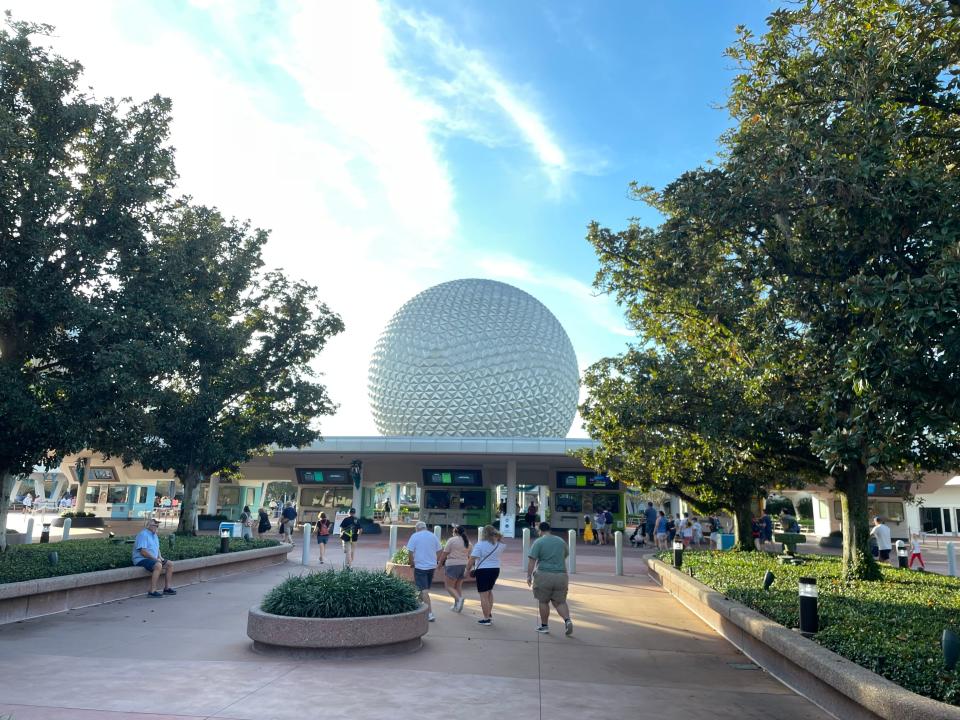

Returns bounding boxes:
[280,502,297,544]
[870,516,893,563]
[315,512,333,564]
[339,508,362,567]
[406,521,442,622]
[466,525,506,626]
[256,507,272,539]
[655,511,669,549]
[525,501,538,530]
[527,522,574,636]
[644,502,658,544]
[239,505,254,541]
[594,510,606,545]
[382,497,392,524]
[439,524,470,612]
[909,532,925,570]
[582,515,595,544]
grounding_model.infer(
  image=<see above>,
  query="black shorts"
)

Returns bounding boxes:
[414,568,434,590]
[474,567,500,593]
[879,549,891,561]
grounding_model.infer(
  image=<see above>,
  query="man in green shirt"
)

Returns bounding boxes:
[526,521,573,636]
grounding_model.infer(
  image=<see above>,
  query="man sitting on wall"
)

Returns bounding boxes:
[133,519,177,598]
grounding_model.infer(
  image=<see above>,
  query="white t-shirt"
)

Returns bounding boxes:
[911,538,922,554]
[406,530,442,570]
[470,540,506,570]
[871,523,892,551]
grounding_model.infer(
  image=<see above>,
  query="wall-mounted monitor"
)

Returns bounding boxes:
[422,469,483,487]
[296,468,351,484]
[555,472,620,490]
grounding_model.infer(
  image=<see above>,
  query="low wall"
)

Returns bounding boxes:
[0,544,291,625]
[648,558,960,720]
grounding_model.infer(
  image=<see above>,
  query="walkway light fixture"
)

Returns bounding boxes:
[895,540,908,569]
[762,570,775,591]
[219,528,230,554]
[673,539,683,570]
[798,577,818,635]
[943,629,959,671]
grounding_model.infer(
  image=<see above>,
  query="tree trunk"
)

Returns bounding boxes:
[837,463,880,581]
[732,497,756,551]
[0,471,13,552]
[176,467,202,535]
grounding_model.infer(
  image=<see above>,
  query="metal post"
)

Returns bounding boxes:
[522,527,530,570]
[25,517,34,544]
[302,523,312,566]
[798,577,819,635]
[567,528,577,574]
[388,523,398,560]
[61,517,72,542]
[434,525,442,542]
[948,541,957,577]
[673,539,683,569]
[40,523,50,543]
[615,530,623,576]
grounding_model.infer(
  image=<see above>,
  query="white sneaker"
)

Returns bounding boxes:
[427,613,436,622]
[536,624,549,634]
[455,598,464,613]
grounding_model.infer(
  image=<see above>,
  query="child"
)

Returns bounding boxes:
[681,519,694,548]
[629,522,646,548]
[583,515,594,544]
[909,532,925,570]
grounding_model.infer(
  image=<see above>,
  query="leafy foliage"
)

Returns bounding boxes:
[587,0,960,579]
[58,512,96,519]
[261,569,420,619]
[0,536,278,584]
[390,546,410,565]
[660,551,960,704]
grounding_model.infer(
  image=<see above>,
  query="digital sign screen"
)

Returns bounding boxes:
[296,468,351,484]
[556,472,620,490]
[867,481,909,497]
[422,469,483,487]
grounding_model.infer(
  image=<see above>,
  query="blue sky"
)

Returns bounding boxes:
[10,0,777,436]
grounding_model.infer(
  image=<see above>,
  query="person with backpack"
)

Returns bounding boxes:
[315,512,332,564]
[238,505,254,541]
[603,509,615,537]
[256,507,272,539]
[339,508,362,567]
[280,502,297,544]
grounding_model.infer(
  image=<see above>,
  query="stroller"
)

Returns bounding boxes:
[629,522,647,548]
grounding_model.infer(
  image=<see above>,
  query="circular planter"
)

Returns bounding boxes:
[51,516,104,528]
[247,604,428,657]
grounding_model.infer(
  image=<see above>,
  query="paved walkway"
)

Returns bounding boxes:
[0,533,833,720]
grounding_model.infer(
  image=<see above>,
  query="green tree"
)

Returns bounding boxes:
[588,0,960,579]
[0,19,175,549]
[103,203,344,534]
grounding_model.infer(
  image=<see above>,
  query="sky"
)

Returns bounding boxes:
[7,0,778,437]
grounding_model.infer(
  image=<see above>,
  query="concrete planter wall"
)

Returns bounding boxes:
[0,544,290,626]
[247,604,428,657]
[648,558,960,720]
[384,562,476,586]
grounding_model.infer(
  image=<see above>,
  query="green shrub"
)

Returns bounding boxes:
[0,536,280,584]
[764,496,795,516]
[796,497,814,520]
[261,568,420,618]
[59,511,96,518]
[773,533,806,553]
[390,546,410,564]
[656,551,960,705]
[198,513,229,521]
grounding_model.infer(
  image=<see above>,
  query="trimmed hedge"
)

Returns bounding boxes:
[660,551,960,705]
[261,568,420,618]
[0,536,280,584]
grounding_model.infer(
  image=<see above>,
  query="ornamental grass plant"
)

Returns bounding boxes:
[659,550,960,705]
[261,568,420,619]
[0,536,279,584]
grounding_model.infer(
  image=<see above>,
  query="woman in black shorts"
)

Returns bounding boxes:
[465,525,506,626]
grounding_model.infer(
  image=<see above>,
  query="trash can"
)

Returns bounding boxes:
[218,521,242,538]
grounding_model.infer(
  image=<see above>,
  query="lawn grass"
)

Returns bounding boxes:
[0,535,280,584]
[658,550,960,705]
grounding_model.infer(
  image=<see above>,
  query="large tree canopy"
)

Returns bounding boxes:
[586,0,960,579]
[0,19,175,548]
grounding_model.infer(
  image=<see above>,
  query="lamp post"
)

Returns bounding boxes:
[895,540,908,569]
[673,539,684,570]
[798,577,819,635]
[349,459,362,514]
[219,528,230,554]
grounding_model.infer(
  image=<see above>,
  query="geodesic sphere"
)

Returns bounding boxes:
[368,279,579,437]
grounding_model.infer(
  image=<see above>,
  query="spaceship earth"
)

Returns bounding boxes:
[368,279,580,437]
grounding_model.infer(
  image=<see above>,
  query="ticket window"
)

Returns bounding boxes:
[300,487,352,523]
[425,490,451,510]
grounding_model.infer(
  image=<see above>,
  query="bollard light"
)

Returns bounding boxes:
[47,551,59,565]
[108,531,115,539]
[798,577,818,635]
[762,570,775,591]
[943,629,960,671]
[40,523,51,544]
[219,528,230,554]
[896,540,908,569]
[168,534,176,548]
[673,539,684,570]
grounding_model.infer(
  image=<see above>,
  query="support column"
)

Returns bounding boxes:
[206,475,219,515]
[506,461,517,516]
[538,485,548,523]
[52,475,67,502]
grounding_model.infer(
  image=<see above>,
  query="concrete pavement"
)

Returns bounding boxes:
[0,531,833,720]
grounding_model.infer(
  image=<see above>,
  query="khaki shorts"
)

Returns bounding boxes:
[532,570,569,603]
